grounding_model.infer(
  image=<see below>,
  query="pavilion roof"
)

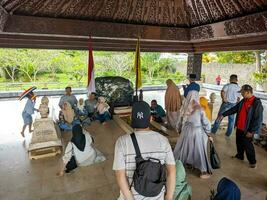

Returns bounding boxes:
[0,0,267,52]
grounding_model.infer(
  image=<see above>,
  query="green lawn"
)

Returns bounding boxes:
[0,73,184,91]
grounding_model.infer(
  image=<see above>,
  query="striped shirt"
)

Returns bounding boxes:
[113,131,175,200]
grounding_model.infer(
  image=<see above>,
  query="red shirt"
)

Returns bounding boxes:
[237,96,255,131]
[216,76,221,82]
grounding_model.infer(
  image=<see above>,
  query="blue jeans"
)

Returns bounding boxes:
[212,102,236,136]
[96,112,111,123]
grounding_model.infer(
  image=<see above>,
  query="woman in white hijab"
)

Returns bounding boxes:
[57,124,106,176]
[96,96,111,124]
[174,91,213,179]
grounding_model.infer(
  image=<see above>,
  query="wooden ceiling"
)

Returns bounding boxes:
[2,0,266,27]
[0,0,267,52]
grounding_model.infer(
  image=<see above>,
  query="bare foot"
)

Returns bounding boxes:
[56,171,64,177]
[20,132,25,138]
[29,129,34,133]
[102,122,107,125]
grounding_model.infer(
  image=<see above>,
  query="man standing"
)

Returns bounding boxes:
[183,73,200,97]
[212,74,240,137]
[58,86,78,109]
[113,101,176,200]
[218,85,263,168]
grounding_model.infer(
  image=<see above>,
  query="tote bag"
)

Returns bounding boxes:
[210,142,221,169]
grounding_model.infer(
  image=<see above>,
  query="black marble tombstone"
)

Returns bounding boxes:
[95,76,134,107]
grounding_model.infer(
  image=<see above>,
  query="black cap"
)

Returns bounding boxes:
[189,74,197,79]
[131,101,151,129]
[239,84,253,93]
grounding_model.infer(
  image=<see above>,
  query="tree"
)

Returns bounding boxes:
[141,52,161,82]
[63,51,87,82]
[215,51,255,64]
[0,49,20,82]
[94,52,134,78]
[18,50,49,82]
[202,53,217,63]
[159,57,177,73]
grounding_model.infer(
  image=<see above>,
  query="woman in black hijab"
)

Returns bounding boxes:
[57,124,105,176]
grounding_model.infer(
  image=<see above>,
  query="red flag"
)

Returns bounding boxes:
[87,36,95,94]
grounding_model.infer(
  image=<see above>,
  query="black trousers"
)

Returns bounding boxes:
[236,129,256,164]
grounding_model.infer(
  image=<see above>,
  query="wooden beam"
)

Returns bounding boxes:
[113,115,133,134]
[0,31,266,52]
[150,121,178,137]
[190,11,267,42]
[4,15,190,41]
[193,34,267,52]
[0,33,193,52]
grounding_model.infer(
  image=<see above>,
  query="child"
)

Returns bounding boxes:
[21,91,38,137]
[150,99,166,123]
[77,98,91,126]
[77,98,87,116]
[96,96,111,124]
[85,92,97,119]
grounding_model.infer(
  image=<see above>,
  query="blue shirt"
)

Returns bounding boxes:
[183,82,200,97]
[23,99,36,115]
[58,95,78,108]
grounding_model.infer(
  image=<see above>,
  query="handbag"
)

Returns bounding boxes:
[65,144,78,173]
[210,142,221,169]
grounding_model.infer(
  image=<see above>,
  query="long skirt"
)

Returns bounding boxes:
[167,111,180,131]
[173,122,211,173]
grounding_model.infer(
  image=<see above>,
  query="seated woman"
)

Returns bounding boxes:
[58,102,80,131]
[96,96,111,124]
[211,177,241,200]
[57,124,106,176]
[150,99,167,123]
[173,160,192,200]
[85,92,97,119]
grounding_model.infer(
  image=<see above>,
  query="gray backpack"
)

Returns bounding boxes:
[130,133,166,197]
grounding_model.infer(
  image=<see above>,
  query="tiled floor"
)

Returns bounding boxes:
[0,98,267,199]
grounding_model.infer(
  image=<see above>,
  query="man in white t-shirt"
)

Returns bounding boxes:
[211,74,241,137]
[113,101,176,200]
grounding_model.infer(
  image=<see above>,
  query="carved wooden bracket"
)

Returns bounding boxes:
[0,6,9,31]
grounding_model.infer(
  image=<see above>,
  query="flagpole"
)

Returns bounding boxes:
[87,35,96,94]
[135,37,140,98]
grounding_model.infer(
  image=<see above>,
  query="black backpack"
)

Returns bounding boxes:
[130,133,166,197]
